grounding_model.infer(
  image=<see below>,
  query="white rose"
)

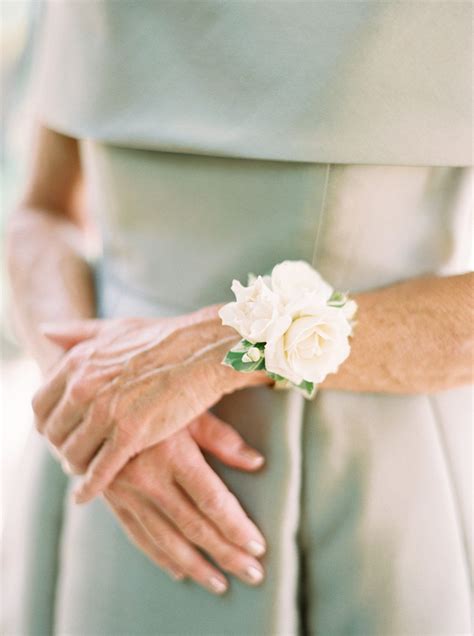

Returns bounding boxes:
[271,260,333,309]
[264,305,353,385]
[218,275,291,343]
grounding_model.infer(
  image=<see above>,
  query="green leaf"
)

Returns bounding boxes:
[240,339,266,350]
[295,380,317,399]
[327,289,349,308]
[232,358,266,373]
[223,348,266,373]
[225,350,245,360]
[266,371,286,382]
[265,370,317,399]
[228,340,250,353]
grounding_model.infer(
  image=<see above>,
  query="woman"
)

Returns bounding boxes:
[4,2,472,635]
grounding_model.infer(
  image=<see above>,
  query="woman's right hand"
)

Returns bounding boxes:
[103,410,267,595]
[32,309,271,503]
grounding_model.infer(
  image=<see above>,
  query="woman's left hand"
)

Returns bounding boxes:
[104,411,266,594]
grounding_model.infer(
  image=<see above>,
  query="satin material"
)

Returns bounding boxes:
[4,2,473,632]
[3,142,472,635]
[33,1,472,166]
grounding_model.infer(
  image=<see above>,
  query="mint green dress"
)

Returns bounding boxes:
[3,2,472,635]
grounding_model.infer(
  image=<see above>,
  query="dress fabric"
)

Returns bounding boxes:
[3,2,473,635]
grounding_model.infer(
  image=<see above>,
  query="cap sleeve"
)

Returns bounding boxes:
[32,0,472,166]
[32,1,122,138]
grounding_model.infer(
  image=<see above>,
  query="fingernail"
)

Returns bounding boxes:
[239,447,265,466]
[244,564,264,585]
[208,576,228,595]
[246,540,266,557]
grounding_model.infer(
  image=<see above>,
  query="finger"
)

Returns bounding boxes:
[153,483,265,586]
[122,494,229,595]
[43,389,87,447]
[175,449,266,557]
[73,433,135,503]
[31,354,70,428]
[104,495,185,582]
[59,398,115,474]
[189,411,265,472]
[40,319,104,350]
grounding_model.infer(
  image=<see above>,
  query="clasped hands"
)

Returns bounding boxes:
[32,307,271,594]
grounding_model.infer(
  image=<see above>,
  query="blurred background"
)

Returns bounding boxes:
[1,1,44,520]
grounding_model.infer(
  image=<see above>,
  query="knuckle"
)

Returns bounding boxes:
[91,395,109,421]
[216,547,239,571]
[178,463,201,484]
[222,522,246,546]
[152,530,171,553]
[58,441,75,463]
[114,424,135,446]
[67,378,89,405]
[67,344,94,371]
[215,425,239,446]
[181,517,207,544]
[66,348,83,369]
[45,424,64,447]
[199,489,227,515]
[148,485,168,507]
[132,473,166,503]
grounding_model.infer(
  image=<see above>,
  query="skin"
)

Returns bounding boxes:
[32,311,270,501]
[7,126,474,592]
[322,272,473,394]
[104,412,268,592]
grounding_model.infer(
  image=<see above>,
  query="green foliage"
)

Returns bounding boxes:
[222,340,317,399]
[327,290,349,307]
[266,371,285,382]
[296,379,316,399]
[223,340,266,372]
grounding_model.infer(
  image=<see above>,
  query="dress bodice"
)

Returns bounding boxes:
[81,141,472,319]
[35,0,472,166]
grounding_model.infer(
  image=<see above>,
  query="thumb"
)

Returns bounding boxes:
[39,319,103,350]
[189,411,265,472]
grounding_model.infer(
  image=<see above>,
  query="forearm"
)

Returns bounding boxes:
[320,272,473,394]
[6,206,96,373]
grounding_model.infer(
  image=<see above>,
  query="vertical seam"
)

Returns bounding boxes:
[427,394,472,593]
[299,162,331,636]
[311,162,331,269]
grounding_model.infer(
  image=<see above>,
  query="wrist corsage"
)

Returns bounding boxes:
[218,260,358,399]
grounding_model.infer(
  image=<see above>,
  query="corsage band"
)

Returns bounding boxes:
[218,260,358,399]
